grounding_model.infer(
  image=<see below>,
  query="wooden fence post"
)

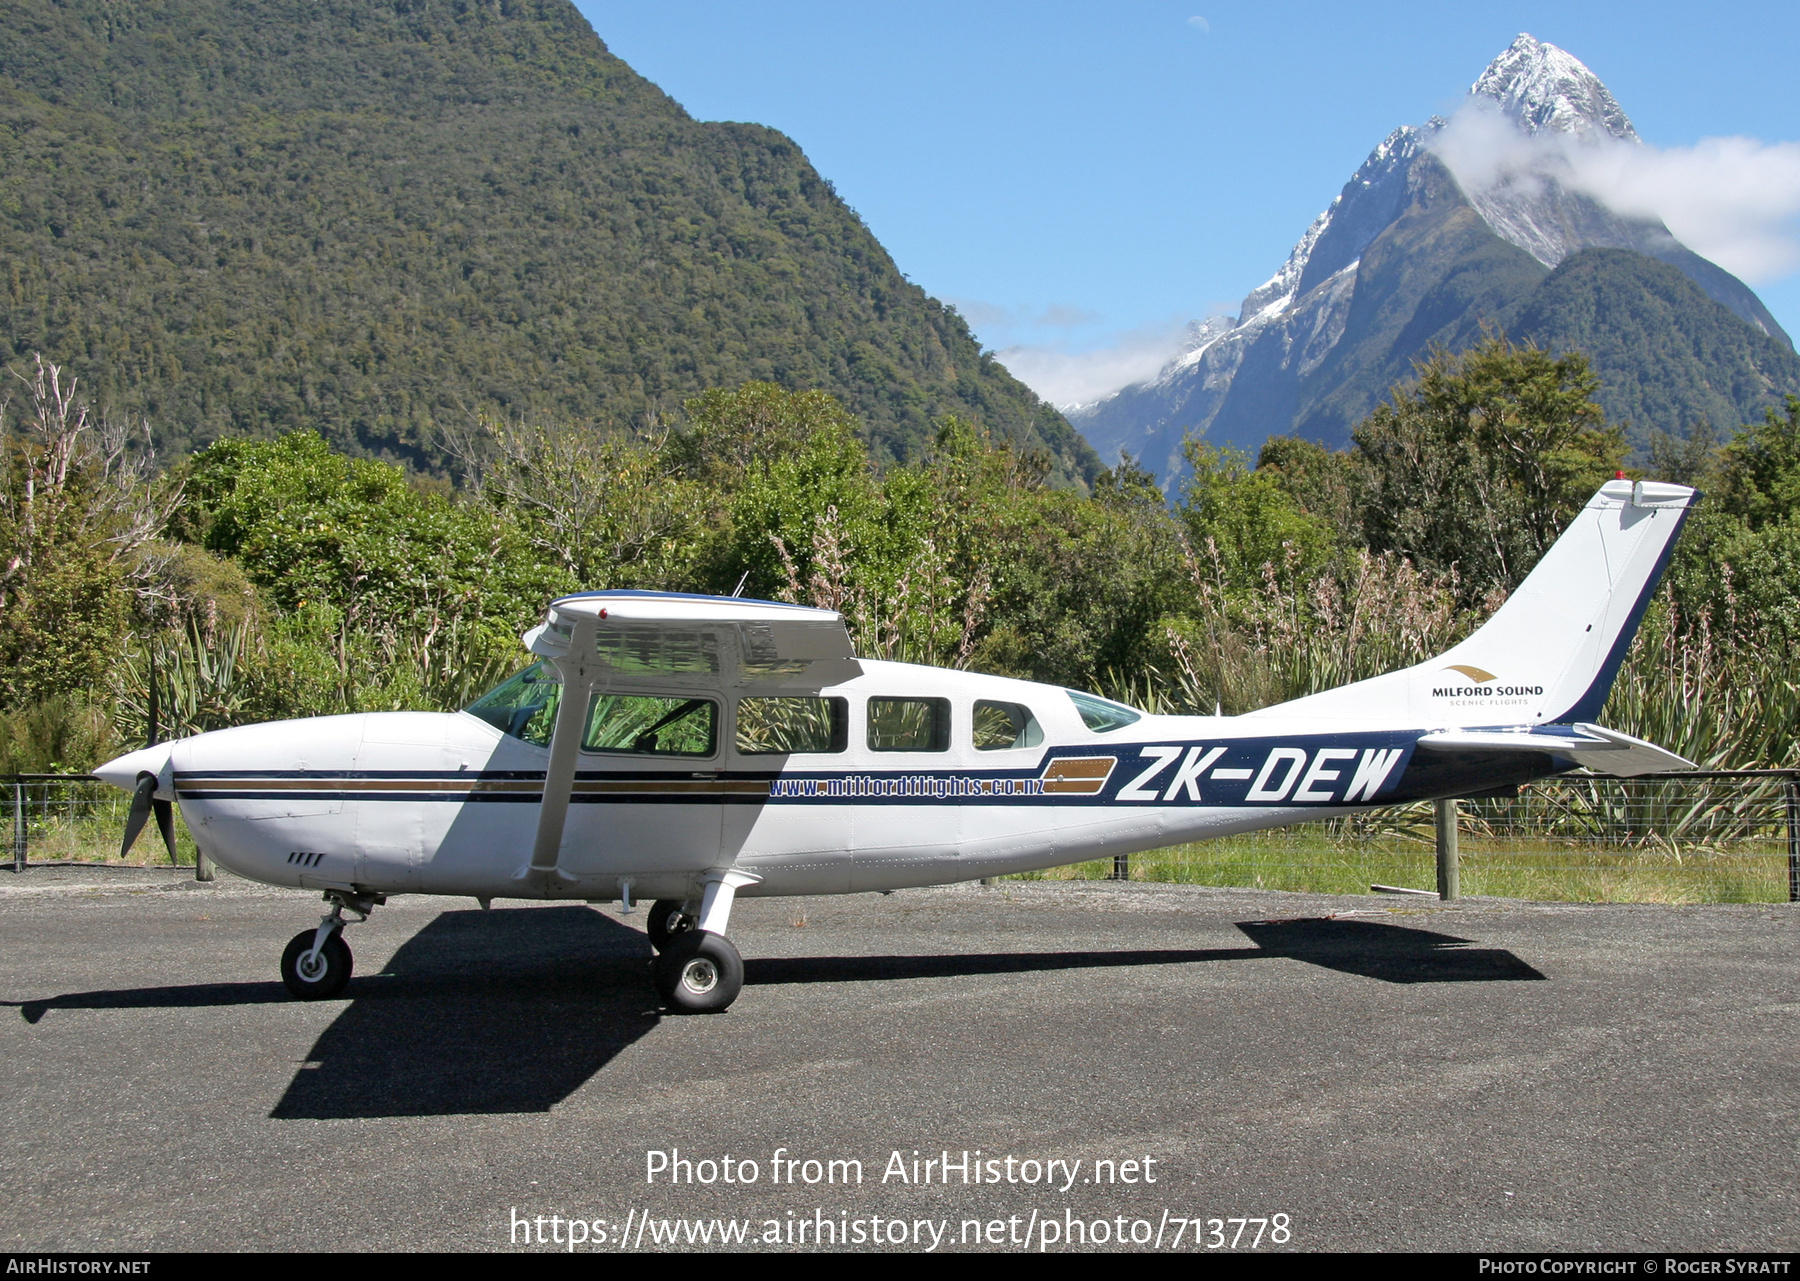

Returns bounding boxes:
[1787,775,1798,905]
[1436,797,1460,901]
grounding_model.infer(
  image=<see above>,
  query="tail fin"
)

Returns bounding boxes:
[1255,479,1698,726]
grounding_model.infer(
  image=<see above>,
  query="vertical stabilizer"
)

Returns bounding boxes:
[1252,480,1697,726]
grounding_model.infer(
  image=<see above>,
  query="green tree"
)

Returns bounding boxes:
[1663,395,1800,649]
[1178,440,1338,594]
[690,385,888,604]
[963,448,1190,689]
[1253,435,1358,547]
[0,357,168,708]
[1713,394,1800,530]
[1353,334,1626,603]
[173,431,568,711]
[451,417,705,591]
[672,384,872,490]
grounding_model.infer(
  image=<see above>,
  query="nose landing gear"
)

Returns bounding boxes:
[280,890,385,1000]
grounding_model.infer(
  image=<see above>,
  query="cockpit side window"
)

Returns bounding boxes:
[465,662,562,746]
[972,700,1043,751]
[583,695,717,756]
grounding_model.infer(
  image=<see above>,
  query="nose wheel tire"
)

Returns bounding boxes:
[646,899,696,953]
[281,929,354,1000]
[653,930,743,1014]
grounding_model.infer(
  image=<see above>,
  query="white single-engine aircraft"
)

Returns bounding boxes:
[97,479,1698,1012]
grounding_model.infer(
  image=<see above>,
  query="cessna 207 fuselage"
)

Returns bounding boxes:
[96,479,1699,1011]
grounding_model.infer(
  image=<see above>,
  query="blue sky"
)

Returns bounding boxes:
[574,2,1800,404]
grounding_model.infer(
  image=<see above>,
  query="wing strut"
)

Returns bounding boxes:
[521,624,597,893]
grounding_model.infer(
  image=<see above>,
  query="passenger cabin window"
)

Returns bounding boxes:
[867,697,950,752]
[1066,690,1142,733]
[737,696,848,755]
[464,662,562,747]
[582,694,717,756]
[972,700,1043,751]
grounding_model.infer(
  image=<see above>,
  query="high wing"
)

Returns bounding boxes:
[524,590,861,693]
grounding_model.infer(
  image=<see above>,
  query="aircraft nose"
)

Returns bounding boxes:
[93,744,174,793]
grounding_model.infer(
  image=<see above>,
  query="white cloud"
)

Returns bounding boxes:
[995,322,1195,410]
[946,298,1014,330]
[1033,302,1100,328]
[947,299,1101,332]
[1573,135,1800,282]
[1431,99,1800,284]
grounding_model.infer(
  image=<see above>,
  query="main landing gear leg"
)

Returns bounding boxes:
[646,898,699,953]
[280,890,385,1000]
[652,870,759,1014]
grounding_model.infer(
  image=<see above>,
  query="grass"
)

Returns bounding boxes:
[1010,828,1790,905]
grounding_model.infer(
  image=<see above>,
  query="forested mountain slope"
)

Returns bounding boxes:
[0,0,1094,478]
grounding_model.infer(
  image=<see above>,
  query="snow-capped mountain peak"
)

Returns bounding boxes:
[1471,33,1638,143]
[1061,33,1790,487]
[1228,125,1427,339]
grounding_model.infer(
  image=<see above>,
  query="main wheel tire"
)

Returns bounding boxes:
[646,899,695,953]
[280,929,354,1000]
[652,930,743,1014]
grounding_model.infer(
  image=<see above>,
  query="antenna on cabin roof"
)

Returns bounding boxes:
[731,572,749,598]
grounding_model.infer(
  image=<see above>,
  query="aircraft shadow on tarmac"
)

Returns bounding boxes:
[745,916,1546,987]
[13,906,660,1119]
[1233,917,1546,983]
[10,913,1539,1119]
[268,906,660,1119]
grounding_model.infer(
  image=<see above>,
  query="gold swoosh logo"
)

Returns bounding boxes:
[1444,665,1496,683]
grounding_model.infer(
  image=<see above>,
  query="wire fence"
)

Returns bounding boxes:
[4,774,199,871]
[1044,771,1800,905]
[8,771,1798,904]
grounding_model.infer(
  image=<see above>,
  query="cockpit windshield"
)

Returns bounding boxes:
[464,664,718,757]
[464,662,562,746]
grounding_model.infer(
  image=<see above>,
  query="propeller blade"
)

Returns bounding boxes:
[153,797,177,865]
[121,774,155,858]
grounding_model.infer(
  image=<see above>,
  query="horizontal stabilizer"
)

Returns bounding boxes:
[1415,723,1694,777]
